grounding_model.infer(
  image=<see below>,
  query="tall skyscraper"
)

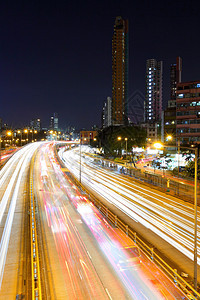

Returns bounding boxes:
[164,57,182,140]
[112,16,129,126]
[168,56,182,108]
[145,59,163,123]
[176,80,200,145]
[102,97,112,128]
[54,112,58,130]
[30,118,41,131]
[50,113,59,130]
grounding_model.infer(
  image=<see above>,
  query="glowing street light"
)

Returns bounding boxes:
[17,130,22,146]
[166,135,172,141]
[153,142,163,149]
[125,138,128,160]
[24,129,28,143]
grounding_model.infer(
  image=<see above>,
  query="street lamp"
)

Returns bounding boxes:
[153,142,165,176]
[125,138,128,160]
[17,130,22,146]
[24,129,28,143]
[0,131,2,168]
[34,130,37,142]
[117,136,122,156]
[178,145,198,291]
[166,135,173,142]
[7,131,12,146]
[80,138,82,183]
[194,147,198,291]
[153,142,163,150]
[30,130,33,142]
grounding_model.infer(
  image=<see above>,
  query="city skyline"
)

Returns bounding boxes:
[1,1,200,129]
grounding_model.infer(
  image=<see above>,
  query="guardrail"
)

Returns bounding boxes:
[65,168,200,299]
[94,156,200,204]
[30,154,42,300]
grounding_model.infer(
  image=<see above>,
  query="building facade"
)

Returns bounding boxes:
[165,57,182,139]
[168,56,182,108]
[112,16,129,126]
[30,118,41,131]
[176,81,200,145]
[80,131,97,144]
[145,59,163,123]
[102,97,112,128]
[50,113,59,130]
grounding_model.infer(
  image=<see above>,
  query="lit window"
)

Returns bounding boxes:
[197,83,200,88]
[177,94,184,98]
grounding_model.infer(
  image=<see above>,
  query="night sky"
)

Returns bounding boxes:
[1,0,200,130]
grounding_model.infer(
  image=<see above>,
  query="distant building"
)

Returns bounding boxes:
[80,130,98,145]
[165,57,182,140]
[144,59,163,141]
[145,59,163,123]
[168,56,182,108]
[112,16,129,126]
[50,116,54,130]
[176,80,200,145]
[102,97,112,128]
[30,118,41,131]
[50,113,59,130]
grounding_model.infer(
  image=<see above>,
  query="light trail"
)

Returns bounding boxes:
[59,148,200,266]
[39,143,187,299]
[0,143,41,288]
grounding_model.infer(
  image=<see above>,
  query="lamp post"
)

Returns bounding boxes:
[117,136,122,156]
[34,130,37,142]
[175,143,198,291]
[80,137,82,183]
[194,147,198,291]
[7,131,12,146]
[17,130,22,147]
[125,138,128,160]
[24,129,28,144]
[153,142,164,175]
[0,132,1,168]
[30,130,33,142]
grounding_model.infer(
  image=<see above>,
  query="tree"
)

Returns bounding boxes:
[182,160,200,179]
[97,125,146,157]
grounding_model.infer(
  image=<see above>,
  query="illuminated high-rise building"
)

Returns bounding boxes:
[112,16,129,126]
[144,59,163,123]
[50,113,59,130]
[102,97,112,128]
[168,56,182,108]
[30,118,41,131]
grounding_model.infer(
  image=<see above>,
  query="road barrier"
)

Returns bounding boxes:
[73,175,200,298]
[30,154,42,300]
[96,157,200,204]
[56,156,200,299]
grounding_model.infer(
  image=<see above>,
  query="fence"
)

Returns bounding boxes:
[96,158,199,204]
[69,172,200,299]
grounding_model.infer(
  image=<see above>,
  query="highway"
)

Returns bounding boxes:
[0,142,191,299]
[33,143,132,299]
[59,146,200,281]
[0,142,41,299]
[34,142,187,299]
